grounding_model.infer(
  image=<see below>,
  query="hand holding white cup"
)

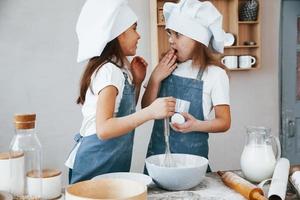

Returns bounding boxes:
[171,99,190,125]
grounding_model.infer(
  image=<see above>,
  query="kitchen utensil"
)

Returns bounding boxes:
[145,154,208,190]
[239,56,256,69]
[0,152,24,192]
[221,56,238,69]
[27,169,62,199]
[65,179,147,200]
[239,0,259,21]
[171,99,190,125]
[9,113,42,199]
[268,158,290,200]
[174,99,190,113]
[217,171,267,200]
[163,118,175,167]
[92,172,152,187]
[240,126,281,182]
[224,33,235,46]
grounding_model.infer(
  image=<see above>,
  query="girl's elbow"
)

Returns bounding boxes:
[222,125,230,132]
[96,127,110,140]
[222,121,231,132]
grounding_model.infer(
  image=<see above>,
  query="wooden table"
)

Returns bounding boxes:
[148,172,299,200]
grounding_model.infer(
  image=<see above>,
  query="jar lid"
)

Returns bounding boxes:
[14,113,36,129]
[0,152,24,160]
[27,169,61,178]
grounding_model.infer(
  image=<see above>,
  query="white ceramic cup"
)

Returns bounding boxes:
[27,169,62,199]
[239,55,256,69]
[171,99,191,125]
[221,56,238,69]
[0,152,24,194]
[175,99,190,113]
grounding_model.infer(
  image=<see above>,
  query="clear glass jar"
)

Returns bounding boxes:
[9,113,42,200]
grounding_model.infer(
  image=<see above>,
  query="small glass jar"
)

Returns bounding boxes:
[9,113,42,200]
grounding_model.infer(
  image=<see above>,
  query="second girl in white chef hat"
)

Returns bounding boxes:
[142,0,231,171]
[65,0,176,184]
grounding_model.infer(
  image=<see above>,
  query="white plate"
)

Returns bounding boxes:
[224,33,235,46]
[92,172,153,187]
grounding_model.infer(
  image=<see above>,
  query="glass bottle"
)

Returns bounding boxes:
[9,113,42,200]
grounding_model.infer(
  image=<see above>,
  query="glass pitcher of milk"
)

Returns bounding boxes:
[240,126,281,182]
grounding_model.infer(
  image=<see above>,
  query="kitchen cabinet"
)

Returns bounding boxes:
[150,0,262,71]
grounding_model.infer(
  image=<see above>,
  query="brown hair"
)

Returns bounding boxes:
[76,38,125,105]
[191,42,228,71]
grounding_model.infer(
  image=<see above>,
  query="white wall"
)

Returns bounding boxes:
[208,0,281,171]
[0,0,281,185]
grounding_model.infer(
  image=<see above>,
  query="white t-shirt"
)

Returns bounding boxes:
[171,60,230,120]
[80,61,132,137]
[65,61,132,169]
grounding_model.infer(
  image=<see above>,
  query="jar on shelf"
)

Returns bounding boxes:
[9,113,42,200]
[239,0,259,21]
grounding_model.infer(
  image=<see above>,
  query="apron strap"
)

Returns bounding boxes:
[122,72,129,80]
[196,67,205,81]
[74,133,83,143]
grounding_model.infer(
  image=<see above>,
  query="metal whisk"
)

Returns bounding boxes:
[163,118,175,167]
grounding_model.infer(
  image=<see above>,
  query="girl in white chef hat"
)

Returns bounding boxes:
[65,0,176,183]
[142,0,231,171]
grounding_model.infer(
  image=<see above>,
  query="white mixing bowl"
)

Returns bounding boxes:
[145,153,208,190]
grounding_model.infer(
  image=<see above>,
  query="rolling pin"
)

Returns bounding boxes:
[217,171,267,200]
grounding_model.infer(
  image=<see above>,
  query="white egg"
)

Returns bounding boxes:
[171,113,185,124]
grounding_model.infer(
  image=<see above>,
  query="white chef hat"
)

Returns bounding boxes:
[76,0,137,62]
[163,0,225,53]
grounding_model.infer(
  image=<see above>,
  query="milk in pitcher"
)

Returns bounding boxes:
[240,144,276,182]
[240,126,281,183]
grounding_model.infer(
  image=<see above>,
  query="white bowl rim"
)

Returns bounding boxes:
[145,153,209,169]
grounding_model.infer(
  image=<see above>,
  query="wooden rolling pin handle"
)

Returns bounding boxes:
[217,171,267,200]
[251,188,268,200]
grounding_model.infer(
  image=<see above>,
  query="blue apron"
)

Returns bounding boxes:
[146,68,211,171]
[69,69,136,184]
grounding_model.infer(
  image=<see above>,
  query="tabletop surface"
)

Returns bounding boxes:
[148,172,299,200]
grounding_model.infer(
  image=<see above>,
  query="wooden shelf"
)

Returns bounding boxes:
[229,67,258,71]
[225,45,259,49]
[229,67,255,71]
[238,21,259,24]
[151,0,261,71]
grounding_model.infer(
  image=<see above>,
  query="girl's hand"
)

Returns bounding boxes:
[147,97,176,119]
[151,50,177,83]
[131,56,147,86]
[172,112,199,133]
